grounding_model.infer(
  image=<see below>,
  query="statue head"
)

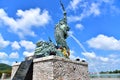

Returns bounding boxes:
[59,19,70,31]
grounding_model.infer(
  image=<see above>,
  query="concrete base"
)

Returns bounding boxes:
[12,56,90,80]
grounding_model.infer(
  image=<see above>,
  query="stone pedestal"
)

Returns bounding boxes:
[12,56,90,80]
[1,73,7,80]
[11,62,20,79]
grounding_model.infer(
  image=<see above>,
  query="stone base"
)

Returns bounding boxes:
[12,56,90,80]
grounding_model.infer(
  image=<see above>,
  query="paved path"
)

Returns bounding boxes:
[1,78,120,80]
[91,78,120,80]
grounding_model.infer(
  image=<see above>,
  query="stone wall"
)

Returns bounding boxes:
[33,58,54,80]
[1,73,7,80]
[11,62,21,79]
[12,56,90,80]
[33,56,89,80]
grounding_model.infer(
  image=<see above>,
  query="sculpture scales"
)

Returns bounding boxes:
[34,0,70,58]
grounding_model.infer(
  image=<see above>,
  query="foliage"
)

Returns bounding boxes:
[100,70,120,74]
[0,63,12,77]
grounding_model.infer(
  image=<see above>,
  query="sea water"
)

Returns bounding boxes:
[90,73,120,78]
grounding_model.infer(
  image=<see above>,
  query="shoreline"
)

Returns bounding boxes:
[91,78,120,80]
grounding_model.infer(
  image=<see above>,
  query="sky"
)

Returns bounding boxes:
[0,0,120,72]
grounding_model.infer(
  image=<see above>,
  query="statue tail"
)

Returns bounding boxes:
[60,0,65,12]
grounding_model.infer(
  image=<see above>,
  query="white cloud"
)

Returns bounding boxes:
[81,51,120,72]
[82,51,110,62]
[68,15,82,23]
[68,1,100,22]
[68,3,100,22]
[87,34,120,50]
[70,50,84,61]
[81,50,120,72]
[0,52,8,59]
[0,34,10,48]
[12,62,21,66]
[75,24,84,30]
[89,3,100,16]
[109,54,118,58]
[9,52,19,59]
[67,0,81,10]
[11,41,21,50]
[99,57,109,62]
[67,0,119,23]
[0,8,51,38]
[70,50,76,60]
[82,52,96,59]
[20,40,36,52]
[23,51,34,57]
[68,30,74,36]
[0,60,10,64]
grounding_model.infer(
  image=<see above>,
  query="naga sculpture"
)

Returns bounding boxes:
[54,0,70,57]
[34,0,70,58]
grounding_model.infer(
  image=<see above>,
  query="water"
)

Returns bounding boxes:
[70,34,87,52]
[90,73,120,78]
[69,34,100,77]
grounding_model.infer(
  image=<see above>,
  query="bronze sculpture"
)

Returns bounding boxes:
[54,0,70,57]
[34,0,70,58]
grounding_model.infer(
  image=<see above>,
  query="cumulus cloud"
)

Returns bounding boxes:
[70,50,85,61]
[23,51,34,57]
[0,52,8,59]
[67,1,100,22]
[109,54,118,58]
[0,60,10,64]
[20,40,36,52]
[89,3,100,16]
[70,50,76,60]
[82,52,96,59]
[87,34,120,50]
[9,52,19,59]
[67,0,81,10]
[0,8,51,38]
[99,57,109,62]
[75,24,84,30]
[67,0,119,23]
[82,51,109,62]
[0,34,10,48]
[11,41,21,50]
[19,40,35,57]
[81,51,120,72]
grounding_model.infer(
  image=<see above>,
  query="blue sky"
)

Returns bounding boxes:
[0,0,120,72]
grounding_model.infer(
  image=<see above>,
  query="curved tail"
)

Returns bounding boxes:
[60,0,67,22]
[60,0,65,12]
